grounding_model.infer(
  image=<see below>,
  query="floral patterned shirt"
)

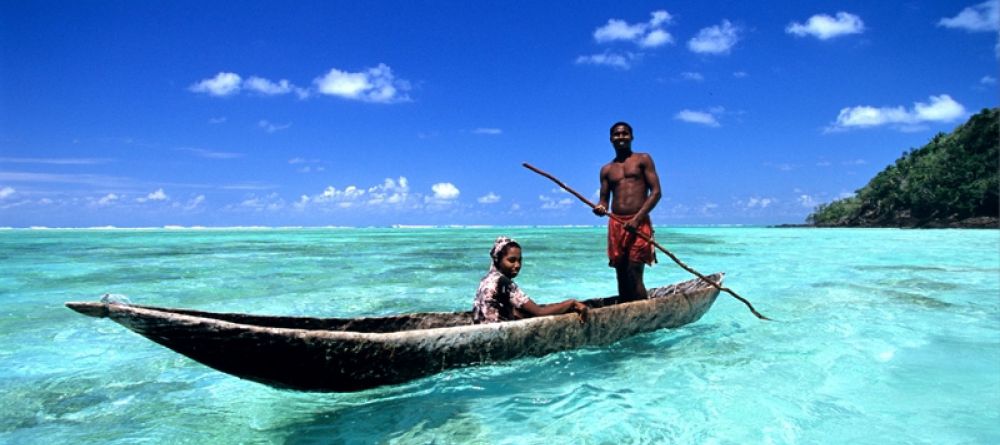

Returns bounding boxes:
[472,267,531,324]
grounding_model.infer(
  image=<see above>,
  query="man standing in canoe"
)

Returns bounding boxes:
[592,121,662,301]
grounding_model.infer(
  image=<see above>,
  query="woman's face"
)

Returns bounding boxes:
[497,246,522,279]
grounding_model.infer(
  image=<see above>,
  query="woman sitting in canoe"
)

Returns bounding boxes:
[473,236,588,324]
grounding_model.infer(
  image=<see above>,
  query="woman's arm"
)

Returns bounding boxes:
[516,299,588,323]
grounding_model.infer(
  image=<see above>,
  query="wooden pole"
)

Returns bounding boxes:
[523,162,771,321]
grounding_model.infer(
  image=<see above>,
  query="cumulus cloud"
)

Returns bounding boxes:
[366,177,410,205]
[688,20,740,54]
[296,178,415,210]
[0,186,14,199]
[314,64,410,103]
[190,72,242,96]
[593,10,675,47]
[539,195,573,210]
[580,10,673,70]
[829,94,967,131]
[190,66,408,102]
[575,51,637,70]
[940,1,1000,56]
[746,197,775,208]
[136,188,168,203]
[478,192,501,204]
[675,109,721,127]
[786,12,865,40]
[97,193,119,205]
[431,182,460,200]
[244,76,294,95]
[938,1,999,31]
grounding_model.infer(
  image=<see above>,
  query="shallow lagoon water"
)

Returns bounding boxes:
[1,227,998,444]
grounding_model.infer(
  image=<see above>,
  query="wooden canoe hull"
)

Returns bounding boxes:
[65,273,722,392]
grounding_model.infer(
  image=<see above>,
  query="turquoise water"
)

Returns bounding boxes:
[1,227,998,444]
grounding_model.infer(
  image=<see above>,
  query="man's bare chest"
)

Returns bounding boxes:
[607,161,645,183]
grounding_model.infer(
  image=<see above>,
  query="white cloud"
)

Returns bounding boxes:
[232,193,285,212]
[259,120,291,133]
[539,195,573,209]
[314,64,410,103]
[367,177,410,205]
[209,116,227,124]
[938,1,1000,32]
[982,75,998,84]
[746,197,775,208]
[0,186,14,199]
[595,19,646,42]
[640,29,672,48]
[244,76,294,95]
[786,12,865,40]
[136,188,168,203]
[650,10,672,27]
[733,71,748,78]
[148,188,167,201]
[593,10,675,48]
[97,193,119,205]
[798,194,818,208]
[189,72,242,96]
[184,195,205,211]
[830,94,967,130]
[575,52,636,70]
[431,182,460,200]
[688,20,740,54]
[473,128,503,135]
[675,109,721,127]
[478,192,501,204]
[681,71,704,81]
[177,147,243,159]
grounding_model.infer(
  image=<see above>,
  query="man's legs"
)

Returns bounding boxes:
[615,261,648,301]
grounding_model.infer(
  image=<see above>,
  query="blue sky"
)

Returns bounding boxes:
[1,1,997,227]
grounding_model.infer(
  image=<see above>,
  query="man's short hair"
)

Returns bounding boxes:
[610,121,633,135]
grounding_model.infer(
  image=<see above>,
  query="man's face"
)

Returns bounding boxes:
[610,125,633,151]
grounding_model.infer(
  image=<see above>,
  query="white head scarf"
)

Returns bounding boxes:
[489,236,518,269]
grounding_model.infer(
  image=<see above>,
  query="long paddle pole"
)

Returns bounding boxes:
[523,162,771,321]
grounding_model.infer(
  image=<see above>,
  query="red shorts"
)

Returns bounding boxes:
[607,214,656,266]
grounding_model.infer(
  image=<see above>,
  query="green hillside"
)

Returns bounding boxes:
[807,107,999,228]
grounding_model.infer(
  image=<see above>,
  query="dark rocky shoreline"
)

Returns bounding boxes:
[772,216,999,229]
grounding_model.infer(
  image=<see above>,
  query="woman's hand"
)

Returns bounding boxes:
[570,300,589,324]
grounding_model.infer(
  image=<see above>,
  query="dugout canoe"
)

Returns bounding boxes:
[65,272,723,392]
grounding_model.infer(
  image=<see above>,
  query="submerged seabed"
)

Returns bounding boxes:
[1,227,997,444]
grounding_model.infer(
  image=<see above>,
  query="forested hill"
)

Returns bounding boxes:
[807,107,999,228]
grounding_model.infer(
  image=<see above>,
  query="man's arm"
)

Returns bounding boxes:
[628,154,661,227]
[593,165,611,216]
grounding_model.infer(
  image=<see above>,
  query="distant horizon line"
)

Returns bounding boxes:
[0,223,781,231]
